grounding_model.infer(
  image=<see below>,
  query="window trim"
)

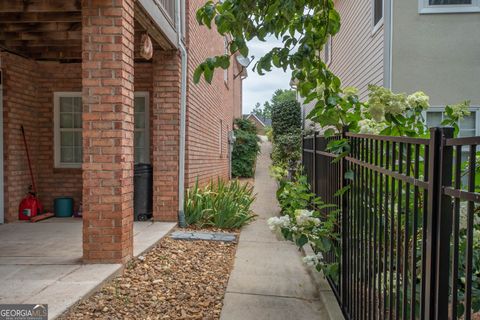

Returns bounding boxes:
[424,105,480,136]
[54,92,83,169]
[419,0,480,14]
[54,91,151,168]
[134,91,150,164]
[372,0,384,35]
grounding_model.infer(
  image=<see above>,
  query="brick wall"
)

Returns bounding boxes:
[1,51,152,223]
[185,0,243,187]
[1,53,39,222]
[152,50,181,221]
[37,62,83,214]
[81,0,135,263]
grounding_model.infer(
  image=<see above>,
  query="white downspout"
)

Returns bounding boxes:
[176,0,187,227]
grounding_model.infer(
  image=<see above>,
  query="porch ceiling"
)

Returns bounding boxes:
[0,1,82,61]
[0,0,172,62]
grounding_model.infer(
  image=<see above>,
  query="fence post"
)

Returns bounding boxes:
[424,127,453,320]
[312,131,317,195]
[340,127,349,306]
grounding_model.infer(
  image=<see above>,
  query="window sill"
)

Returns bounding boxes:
[419,6,480,14]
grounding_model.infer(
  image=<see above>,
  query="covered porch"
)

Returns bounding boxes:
[0,218,175,318]
[0,0,182,264]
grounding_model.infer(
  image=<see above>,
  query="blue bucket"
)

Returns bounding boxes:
[54,197,73,217]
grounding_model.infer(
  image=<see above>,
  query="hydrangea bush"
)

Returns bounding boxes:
[268,169,340,278]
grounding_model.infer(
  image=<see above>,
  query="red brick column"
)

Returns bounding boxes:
[152,50,181,222]
[82,0,135,263]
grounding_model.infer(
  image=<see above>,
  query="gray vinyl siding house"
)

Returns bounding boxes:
[302,0,480,135]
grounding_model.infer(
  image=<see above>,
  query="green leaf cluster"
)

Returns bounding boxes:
[194,0,340,90]
[232,118,260,178]
[184,178,256,229]
[271,99,301,139]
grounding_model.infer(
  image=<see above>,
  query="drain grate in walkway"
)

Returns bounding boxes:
[170,231,237,242]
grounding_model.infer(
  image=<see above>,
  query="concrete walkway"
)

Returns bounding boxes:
[221,138,340,320]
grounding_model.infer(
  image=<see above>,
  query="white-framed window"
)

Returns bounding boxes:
[324,36,332,66]
[425,105,480,137]
[134,92,150,164]
[419,0,480,14]
[54,91,150,168]
[54,92,83,168]
[372,0,384,34]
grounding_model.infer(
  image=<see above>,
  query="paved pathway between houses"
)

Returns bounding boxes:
[220,138,341,320]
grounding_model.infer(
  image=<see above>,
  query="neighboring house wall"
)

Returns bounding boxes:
[302,0,385,127]
[185,0,242,187]
[391,0,480,106]
[247,115,266,135]
[330,0,385,101]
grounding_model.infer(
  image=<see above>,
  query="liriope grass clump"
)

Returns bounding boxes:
[184,179,256,229]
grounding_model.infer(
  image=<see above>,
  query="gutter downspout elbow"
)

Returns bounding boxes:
[177,0,187,227]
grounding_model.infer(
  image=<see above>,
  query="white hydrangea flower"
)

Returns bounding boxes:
[358,119,386,135]
[302,252,324,267]
[368,100,385,122]
[407,91,430,110]
[295,209,312,225]
[303,255,318,267]
[450,101,470,119]
[267,215,291,231]
[384,95,406,116]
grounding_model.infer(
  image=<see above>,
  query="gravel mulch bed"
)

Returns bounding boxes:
[59,234,237,320]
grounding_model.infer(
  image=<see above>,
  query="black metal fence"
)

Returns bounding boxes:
[302,128,480,320]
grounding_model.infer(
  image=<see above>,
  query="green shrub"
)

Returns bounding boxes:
[234,118,257,134]
[265,126,273,142]
[271,100,301,140]
[184,179,256,229]
[271,130,302,168]
[232,118,260,178]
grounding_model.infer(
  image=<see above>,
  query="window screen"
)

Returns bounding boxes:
[374,0,383,25]
[426,110,476,137]
[429,0,472,4]
[59,96,82,164]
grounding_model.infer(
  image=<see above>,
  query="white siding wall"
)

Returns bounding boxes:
[331,0,385,101]
[302,0,385,127]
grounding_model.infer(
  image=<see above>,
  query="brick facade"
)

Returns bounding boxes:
[152,50,181,222]
[81,0,135,263]
[184,0,243,187]
[0,0,243,263]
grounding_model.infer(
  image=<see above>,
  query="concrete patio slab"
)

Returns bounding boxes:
[0,218,176,319]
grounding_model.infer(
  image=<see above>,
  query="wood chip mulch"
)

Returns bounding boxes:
[59,235,237,320]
